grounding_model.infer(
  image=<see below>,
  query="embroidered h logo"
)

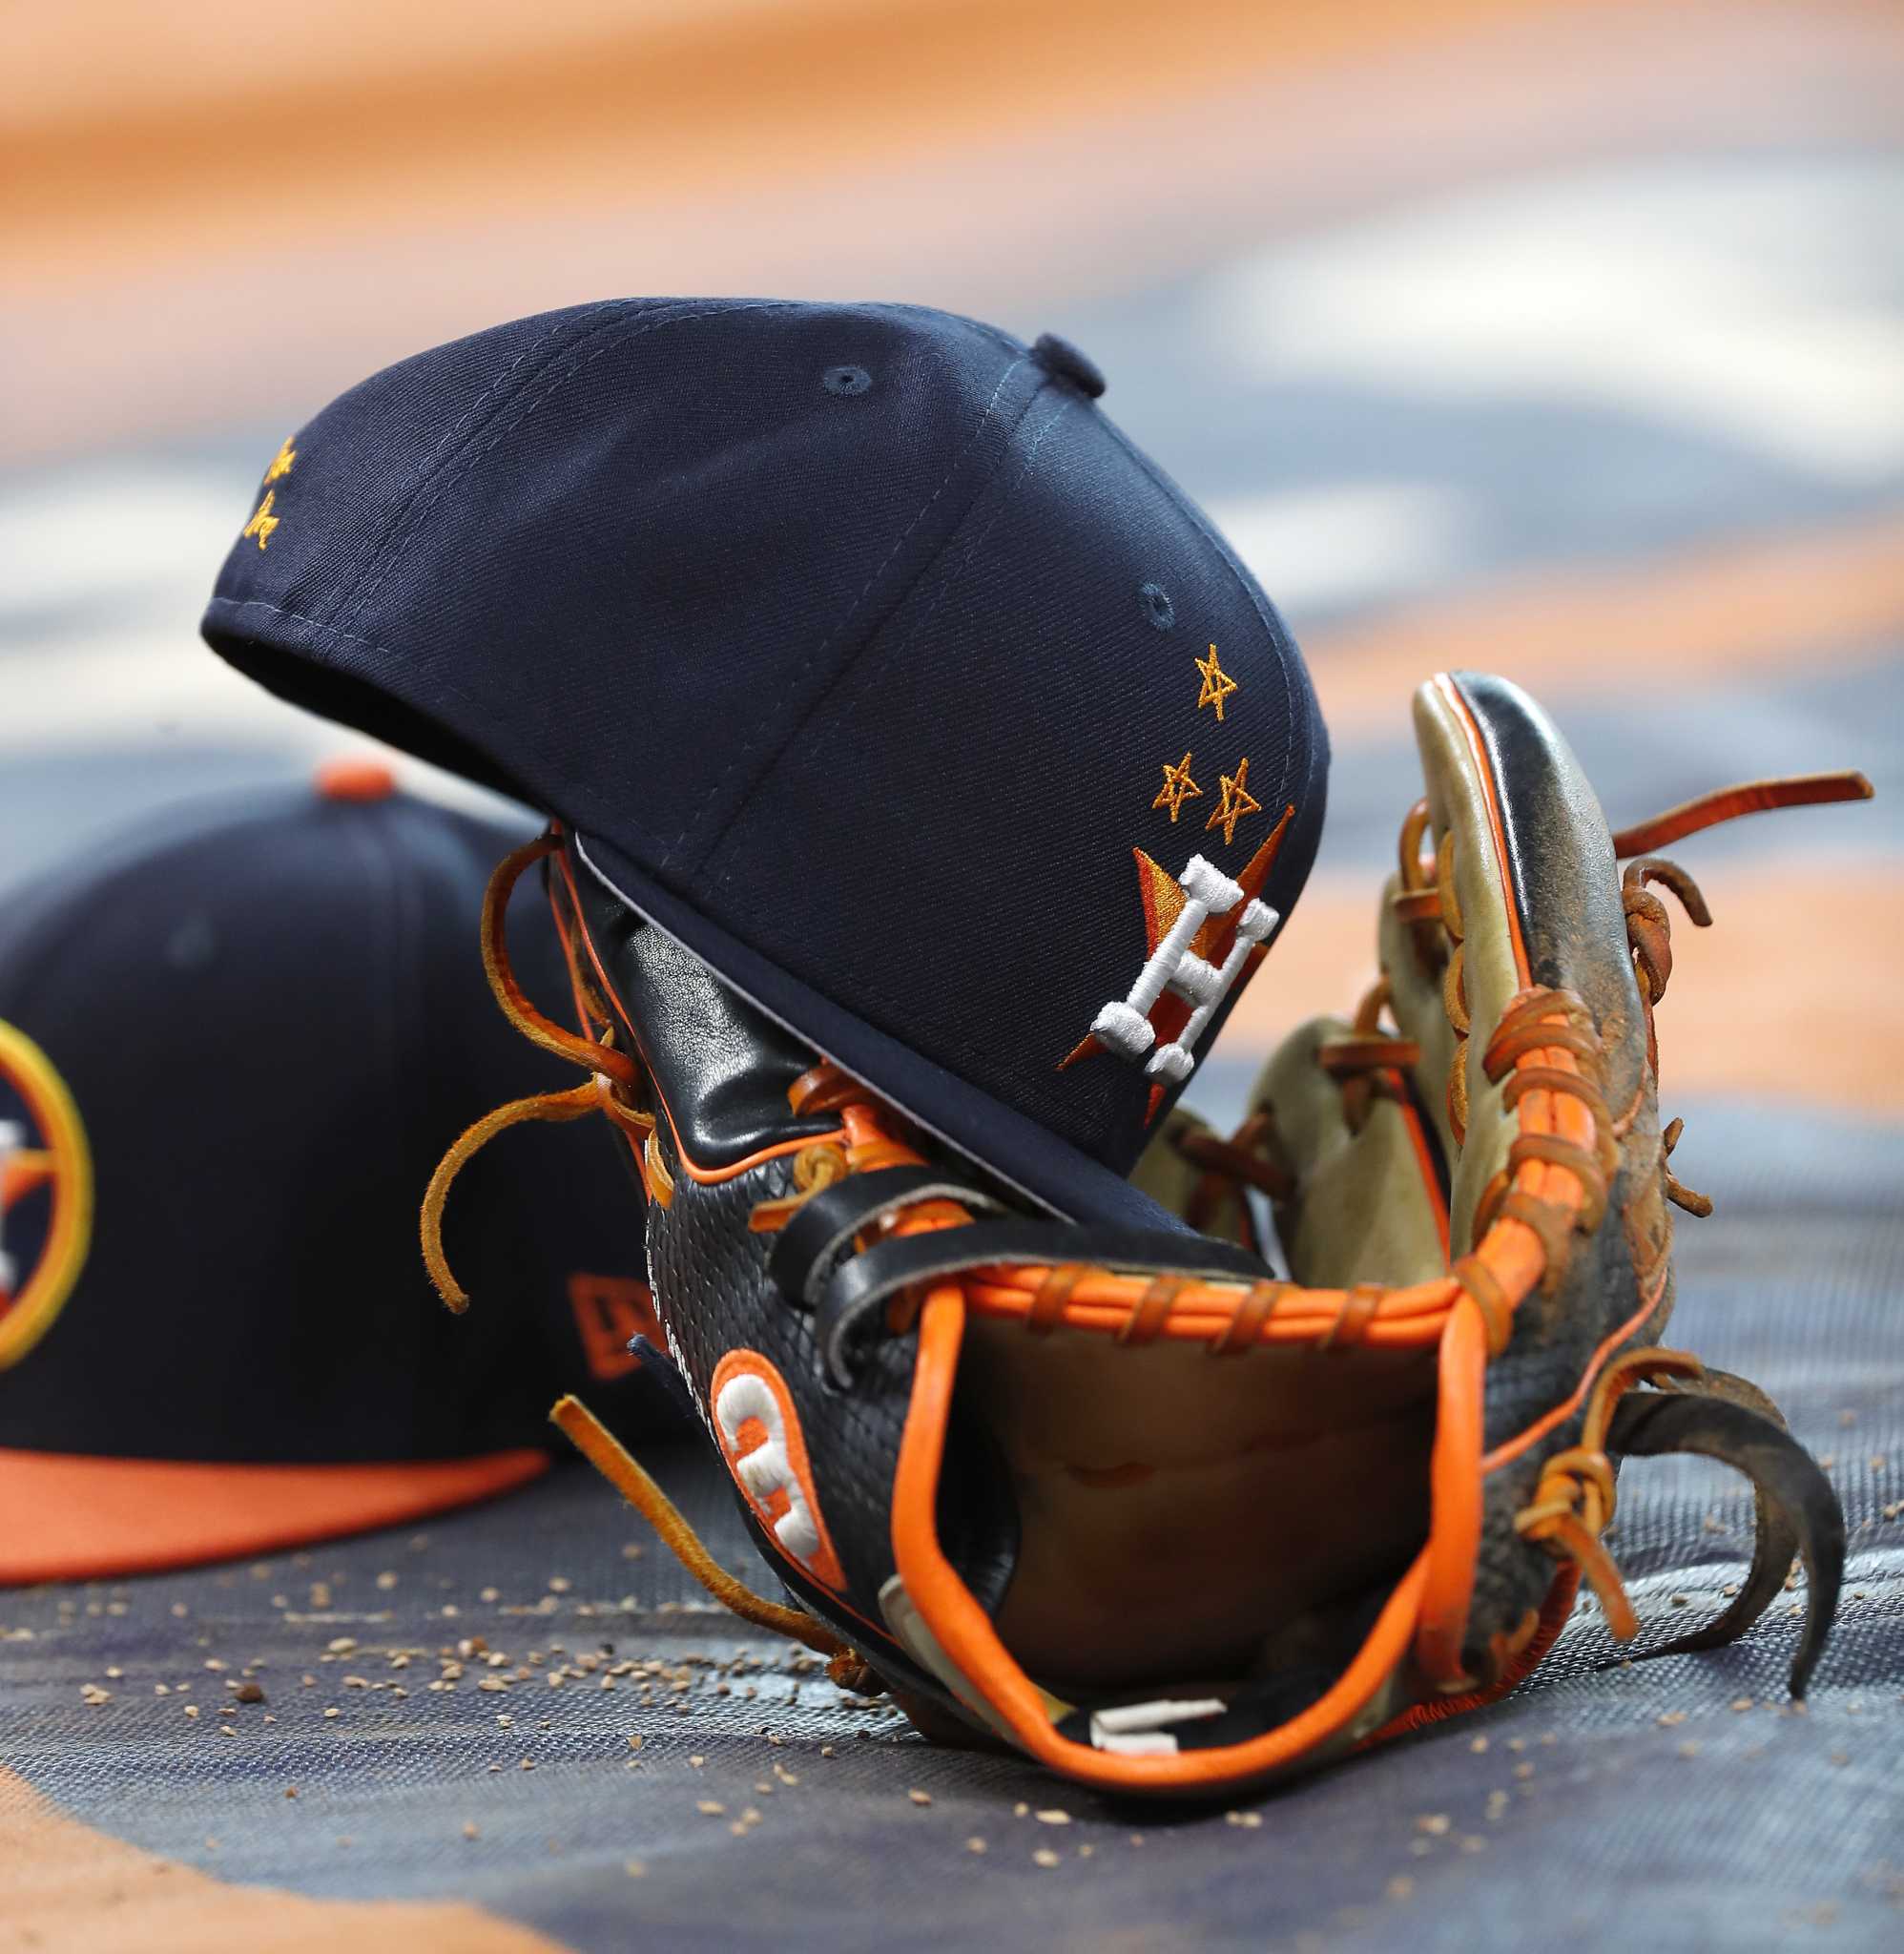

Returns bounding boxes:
[1089,854,1277,1084]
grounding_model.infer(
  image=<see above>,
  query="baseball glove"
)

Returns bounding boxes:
[424,670,1865,1797]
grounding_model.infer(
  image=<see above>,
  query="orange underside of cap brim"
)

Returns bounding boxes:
[0,1446,549,1586]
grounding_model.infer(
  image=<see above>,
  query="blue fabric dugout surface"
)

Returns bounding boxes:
[5,1100,1900,1951]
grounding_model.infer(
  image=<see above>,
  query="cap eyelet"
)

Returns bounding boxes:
[1139,582,1175,631]
[822,364,873,397]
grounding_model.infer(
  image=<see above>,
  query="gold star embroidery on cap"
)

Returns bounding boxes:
[1206,755,1261,845]
[241,489,279,551]
[1195,644,1237,721]
[264,438,298,484]
[1151,751,1203,823]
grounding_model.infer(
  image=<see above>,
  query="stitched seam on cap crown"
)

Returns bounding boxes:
[327,299,714,638]
[714,389,1076,902]
[875,301,1024,362]
[313,298,640,636]
[204,595,685,862]
[417,300,634,478]
[706,395,1080,1048]
[1098,415,1304,824]
[328,301,804,643]
[659,350,1035,875]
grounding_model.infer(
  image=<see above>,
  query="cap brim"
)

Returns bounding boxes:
[0,1446,549,1586]
[573,834,1192,1233]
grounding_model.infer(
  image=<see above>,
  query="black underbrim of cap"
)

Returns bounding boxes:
[573,833,1195,1233]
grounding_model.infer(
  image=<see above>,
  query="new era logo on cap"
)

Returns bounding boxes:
[203,300,1327,1230]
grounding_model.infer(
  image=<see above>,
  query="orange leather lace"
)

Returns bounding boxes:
[421,836,651,1313]
[550,1394,874,1692]
[1513,1347,1706,1637]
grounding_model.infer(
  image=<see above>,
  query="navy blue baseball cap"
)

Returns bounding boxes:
[0,762,673,1585]
[202,300,1328,1229]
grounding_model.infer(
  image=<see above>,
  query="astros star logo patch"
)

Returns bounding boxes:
[0,1019,93,1370]
[1060,805,1294,1112]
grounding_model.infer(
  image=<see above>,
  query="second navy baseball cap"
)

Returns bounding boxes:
[0,761,675,1585]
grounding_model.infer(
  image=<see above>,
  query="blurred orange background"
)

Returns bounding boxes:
[3,0,1900,1112]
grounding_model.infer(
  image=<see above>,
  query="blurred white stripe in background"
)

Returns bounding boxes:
[1209,157,1904,485]
[1205,482,1474,620]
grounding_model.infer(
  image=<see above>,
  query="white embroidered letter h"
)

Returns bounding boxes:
[1090,858,1276,1084]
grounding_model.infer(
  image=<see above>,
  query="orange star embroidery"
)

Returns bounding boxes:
[1206,755,1261,845]
[241,490,279,551]
[1195,644,1237,721]
[264,438,298,484]
[1151,751,1203,823]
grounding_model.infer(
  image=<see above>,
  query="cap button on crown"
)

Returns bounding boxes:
[1030,333,1106,400]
